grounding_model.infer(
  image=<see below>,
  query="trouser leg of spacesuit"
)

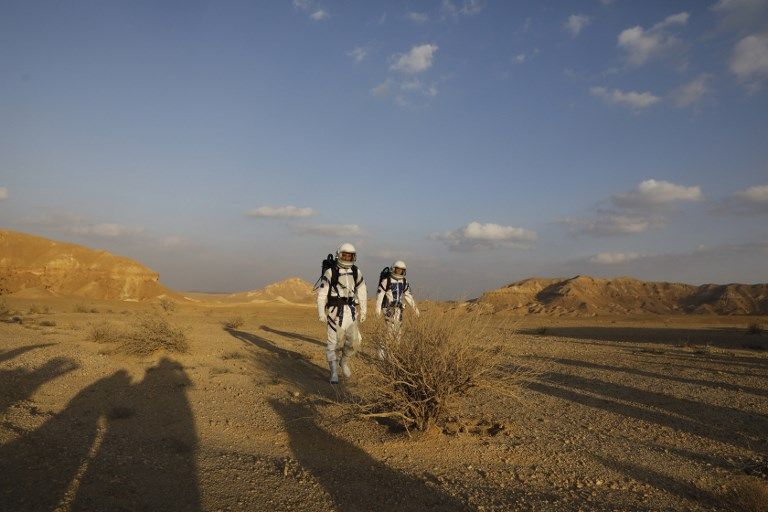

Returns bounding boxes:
[326,305,361,378]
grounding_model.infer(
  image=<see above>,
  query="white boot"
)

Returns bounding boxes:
[328,360,339,384]
[339,357,352,378]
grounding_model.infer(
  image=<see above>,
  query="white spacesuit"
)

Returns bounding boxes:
[316,243,367,384]
[375,260,419,357]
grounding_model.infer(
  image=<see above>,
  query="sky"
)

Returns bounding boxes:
[1,0,767,298]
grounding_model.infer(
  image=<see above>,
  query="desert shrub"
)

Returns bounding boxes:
[222,316,245,330]
[747,323,764,335]
[74,303,89,313]
[159,297,176,312]
[38,320,57,327]
[352,311,526,433]
[87,320,121,343]
[0,298,10,320]
[719,476,768,512]
[120,315,189,355]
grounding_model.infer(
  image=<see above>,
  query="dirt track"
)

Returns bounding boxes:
[1,299,767,511]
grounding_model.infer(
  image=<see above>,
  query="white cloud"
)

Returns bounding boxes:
[294,224,365,237]
[407,11,429,23]
[562,215,660,236]
[370,79,392,98]
[730,33,768,90]
[347,46,368,64]
[711,0,768,33]
[245,205,317,219]
[565,14,591,37]
[590,252,641,264]
[514,53,527,64]
[590,86,661,109]
[67,223,145,238]
[390,44,438,74]
[429,221,537,251]
[617,12,689,66]
[0,187,7,200]
[672,74,713,107]
[293,0,329,21]
[612,179,702,209]
[441,0,485,19]
[722,184,768,213]
[310,9,329,21]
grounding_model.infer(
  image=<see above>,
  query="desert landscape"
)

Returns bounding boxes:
[1,230,767,512]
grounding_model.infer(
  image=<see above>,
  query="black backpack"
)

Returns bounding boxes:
[313,253,359,296]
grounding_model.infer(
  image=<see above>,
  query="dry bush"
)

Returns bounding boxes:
[120,315,189,355]
[747,323,764,335]
[73,303,90,313]
[87,320,121,343]
[351,310,528,433]
[159,297,176,312]
[719,476,768,512]
[222,316,245,330]
[39,320,56,327]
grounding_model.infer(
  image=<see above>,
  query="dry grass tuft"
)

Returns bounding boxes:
[719,476,768,512]
[351,310,529,433]
[159,297,176,312]
[222,316,245,330]
[87,320,121,343]
[120,315,189,355]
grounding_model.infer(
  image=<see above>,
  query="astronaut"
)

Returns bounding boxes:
[375,260,419,357]
[316,243,367,384]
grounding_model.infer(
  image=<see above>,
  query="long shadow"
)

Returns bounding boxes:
[538,357,768,398]
[0,357,79,415]
[0,343,57,364]
[592,454,717,505]
[0,358,200,512]
[528,371,768,452]
[260,325,325,347]
[538,325,768,352]
[226,328,467,511]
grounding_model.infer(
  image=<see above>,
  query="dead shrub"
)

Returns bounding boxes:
[87,320,121,343]
[222,316,245,330]
[719,476,768,512]
[38,320,57,327]
[351,310,527,433]
[747,323,764,335]
[159,297,176,312]
[120,315,189,355]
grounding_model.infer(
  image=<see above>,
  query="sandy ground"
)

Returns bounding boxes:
[1,297,767,511]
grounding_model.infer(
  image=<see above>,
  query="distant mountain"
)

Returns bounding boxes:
[0,229,174,300]
[476,275,768,316]
[225,277,315,304]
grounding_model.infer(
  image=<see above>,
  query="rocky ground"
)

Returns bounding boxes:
[1,297,767,511]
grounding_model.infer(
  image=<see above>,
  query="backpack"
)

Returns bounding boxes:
[379,266,407,308]
[313,253,360,297]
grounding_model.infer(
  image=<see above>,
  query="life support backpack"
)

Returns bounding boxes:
[314,254,359,299]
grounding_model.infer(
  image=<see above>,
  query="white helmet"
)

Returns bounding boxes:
[336,243,357,269]
[391,260,406,280]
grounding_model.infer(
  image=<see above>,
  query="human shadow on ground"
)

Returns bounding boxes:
[0,358,200,512]
[536,357,768,399]
[0,343,56,364]
[527,369,768,452]
[0,356,79,415]
[592,454,717,506]
[526,326,768,351]
[260,325,325,347]
[226,328,468,511]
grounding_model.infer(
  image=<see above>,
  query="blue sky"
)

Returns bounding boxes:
[1,0,767,297]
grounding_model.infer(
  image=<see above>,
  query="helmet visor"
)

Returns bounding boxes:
[393,267,406,277]
[339,252,356,263]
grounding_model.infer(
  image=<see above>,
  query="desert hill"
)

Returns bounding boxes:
[476,275,768,316]
[0,229,174,301]
[225,277,315,304]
